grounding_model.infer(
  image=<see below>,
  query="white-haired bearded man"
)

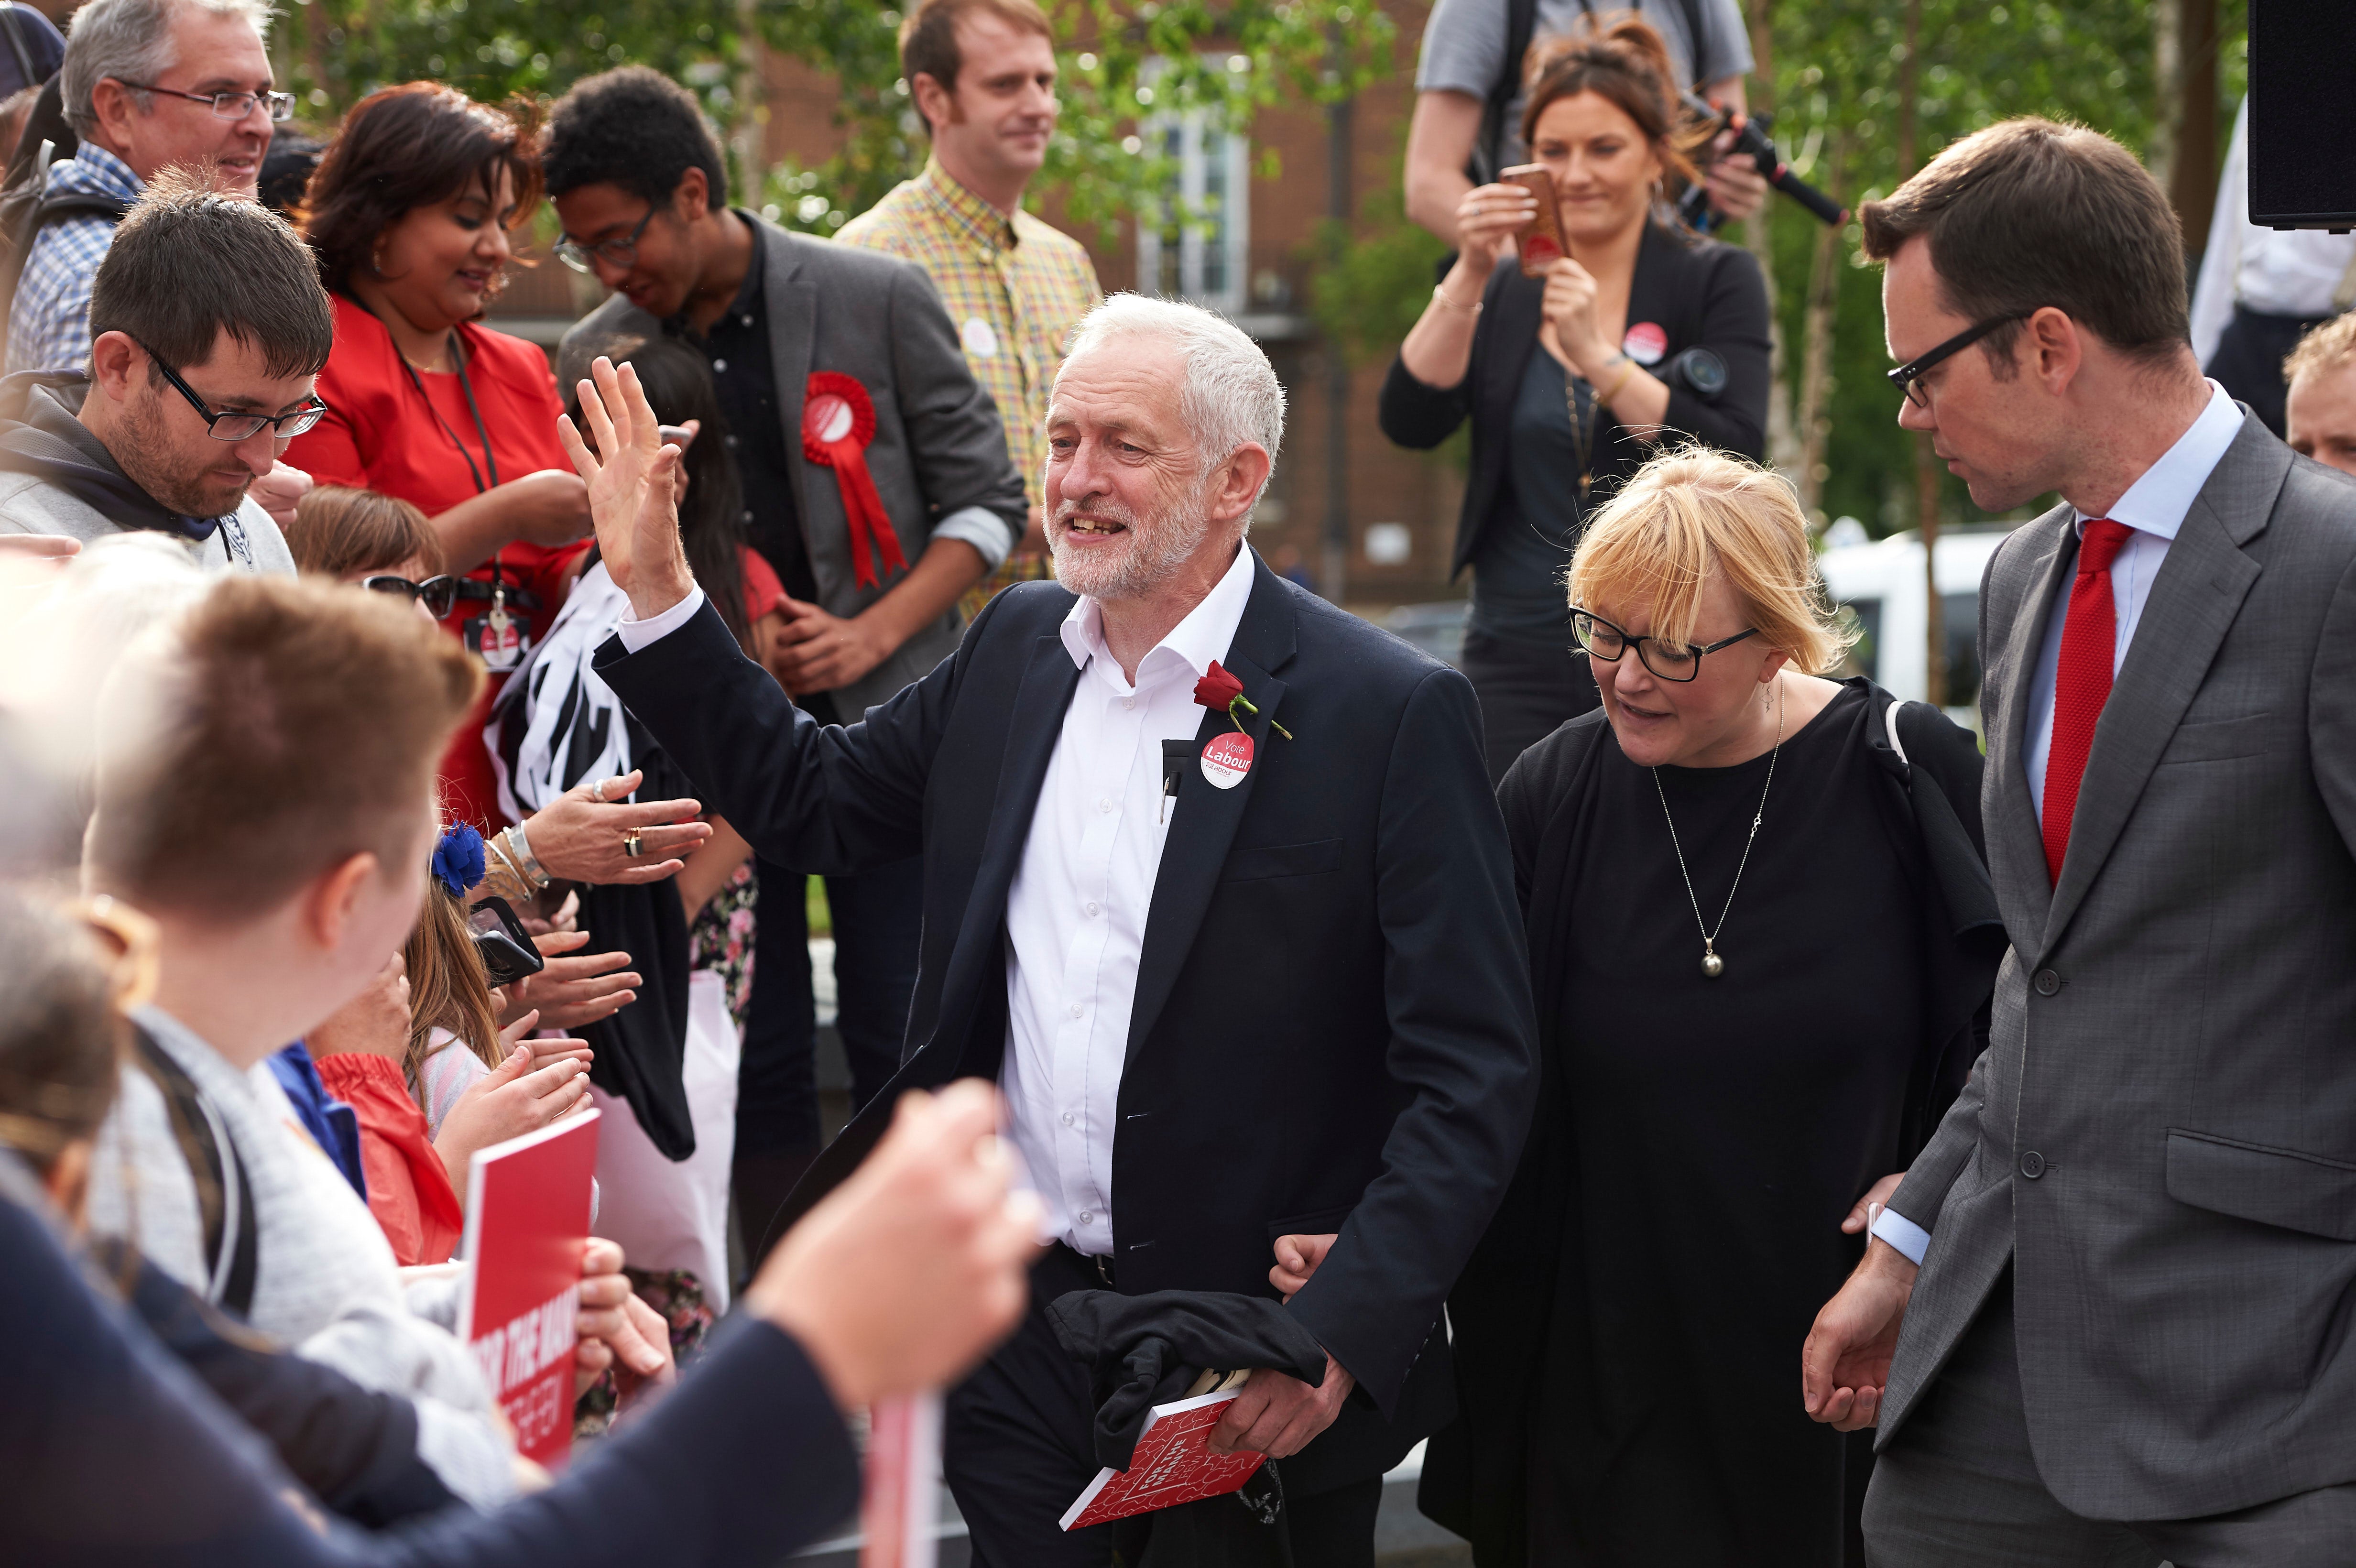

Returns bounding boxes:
[570,294,1537,1567]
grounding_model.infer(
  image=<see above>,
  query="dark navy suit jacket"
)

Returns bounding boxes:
[595,551,1540,1491]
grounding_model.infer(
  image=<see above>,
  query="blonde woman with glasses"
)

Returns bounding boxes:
[1418,449,2002,1566]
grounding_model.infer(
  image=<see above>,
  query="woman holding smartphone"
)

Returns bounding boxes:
[1380,13,1773,783]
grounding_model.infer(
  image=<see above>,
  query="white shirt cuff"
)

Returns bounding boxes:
[932,504,1017,571]
[615,585,707,652]
[1869,1206,1931,1266]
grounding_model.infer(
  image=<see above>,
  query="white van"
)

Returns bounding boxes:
[1815,522,2020,725]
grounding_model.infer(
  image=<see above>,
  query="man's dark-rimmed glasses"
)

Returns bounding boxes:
[1886,313,2032,409]
[117,82,295,121]
[1572,610,1759,682]
[555,206,657,274]
[134,339,327,441]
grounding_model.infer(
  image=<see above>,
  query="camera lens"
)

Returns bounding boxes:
[1666,348,1728,401]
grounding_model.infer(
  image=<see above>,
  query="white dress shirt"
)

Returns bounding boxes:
[617,546,1261,1256]
[2188,99,2356,368]
[1869,381,2244,1268]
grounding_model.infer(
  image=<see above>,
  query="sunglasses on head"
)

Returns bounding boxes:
[360,573,459,619]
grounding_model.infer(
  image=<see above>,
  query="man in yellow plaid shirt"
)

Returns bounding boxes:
[838,0,1102,606]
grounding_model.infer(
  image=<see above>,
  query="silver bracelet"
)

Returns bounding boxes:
[503,822,551,890]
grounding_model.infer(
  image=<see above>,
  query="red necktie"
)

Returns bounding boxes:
[2041,519,2133,883]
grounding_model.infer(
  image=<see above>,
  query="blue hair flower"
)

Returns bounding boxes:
[432,823,486,898]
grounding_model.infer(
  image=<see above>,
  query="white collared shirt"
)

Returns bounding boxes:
[1871,380,2244,1269]
[2019,381,2245,817]
[617,546,1261,1255]
[1000,544,1257,1255]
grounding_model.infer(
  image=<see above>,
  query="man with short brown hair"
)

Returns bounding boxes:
[2284,312,2356,478]
[80,575,529,1503]
[1802,116,2356,1564]
[836,0,1100,561]
[0,174,329,570]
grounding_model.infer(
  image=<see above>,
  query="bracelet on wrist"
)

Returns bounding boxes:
[1432,282,1483,317]
[502,823,551,891]
[1598,361,1640,408]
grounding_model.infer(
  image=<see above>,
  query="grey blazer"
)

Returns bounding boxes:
[1878,414,2356,1520]
[558,215,1028,716]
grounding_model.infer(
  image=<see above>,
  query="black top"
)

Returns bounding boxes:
[1475,348,1593,639]
[1379,225,1773,596]
[595,552,1540,1496]
[669,216,819,609]
[1421,682,2003,1566]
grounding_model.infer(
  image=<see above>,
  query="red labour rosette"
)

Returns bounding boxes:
[802,370,909,589]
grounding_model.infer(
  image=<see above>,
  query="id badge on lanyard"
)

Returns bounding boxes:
[408,331,531,671]
[465,580,528,671]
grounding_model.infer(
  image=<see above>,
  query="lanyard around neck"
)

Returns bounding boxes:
[397,331,502,496]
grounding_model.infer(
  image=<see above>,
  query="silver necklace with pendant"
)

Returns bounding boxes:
[1653,683,1782,980]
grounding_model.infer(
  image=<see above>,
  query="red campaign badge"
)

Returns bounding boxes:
[1201,731,1254,789]
[1621,321,1668,366]
[802,371,909,590]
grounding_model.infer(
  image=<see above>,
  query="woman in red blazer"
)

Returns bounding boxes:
[290,84,593,830]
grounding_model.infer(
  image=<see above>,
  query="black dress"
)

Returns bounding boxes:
[1420,681,2003,1567]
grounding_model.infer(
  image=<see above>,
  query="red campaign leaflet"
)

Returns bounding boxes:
[1058,1389,1265,1531]
[456,1110,600,1470]
[861,1390,943,1568]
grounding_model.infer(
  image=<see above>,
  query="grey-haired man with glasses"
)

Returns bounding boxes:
[7,0,289,379]
[0,177,329,572]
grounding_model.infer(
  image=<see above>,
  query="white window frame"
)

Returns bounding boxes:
[1136,98,1250,315]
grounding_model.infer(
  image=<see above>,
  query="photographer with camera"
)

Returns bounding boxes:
[1380,14,1771,783]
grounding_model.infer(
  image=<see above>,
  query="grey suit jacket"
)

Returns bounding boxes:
[1877,414,2356,1519]
[558,214,1027,716]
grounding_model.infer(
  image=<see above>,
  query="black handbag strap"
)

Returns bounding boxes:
[129,1024,258,1319]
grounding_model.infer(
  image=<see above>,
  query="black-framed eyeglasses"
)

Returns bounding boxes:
[133,339,327,441]
[1886,313,2031,409]
[361,574,460,618]
[117,81,295,122]
[554,206,657,274]
[1572,609,1759,682]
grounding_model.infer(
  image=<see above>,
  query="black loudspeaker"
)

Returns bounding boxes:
[2248,0,2356,229]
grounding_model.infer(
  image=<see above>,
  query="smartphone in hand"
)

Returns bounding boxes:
[1501,164,1568,277]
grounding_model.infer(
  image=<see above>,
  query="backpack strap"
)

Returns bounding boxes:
[128,1024,258,1320]
[32,189,130,227]
[0,6,36,95]
[1472,0,1542,185]
[1675,0,1710,87]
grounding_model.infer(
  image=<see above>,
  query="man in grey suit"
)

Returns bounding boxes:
[540,67,1030,1259]
[1802,118,2356,1563]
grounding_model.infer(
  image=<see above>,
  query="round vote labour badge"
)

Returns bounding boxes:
[1622,321,1668,365]
[961,317,1000,358]
[1200,731,1254,789]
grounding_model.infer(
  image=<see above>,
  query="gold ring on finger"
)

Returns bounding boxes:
[622,828,644,857]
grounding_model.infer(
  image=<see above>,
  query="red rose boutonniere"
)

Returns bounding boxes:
[1193,661,1292,739]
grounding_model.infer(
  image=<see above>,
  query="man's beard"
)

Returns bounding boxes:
[1048,482,1214,602]
[116,392,254,520]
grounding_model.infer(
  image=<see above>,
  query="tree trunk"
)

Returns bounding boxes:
[1896,0,1945,706]
[2168,0,2220,264]
[1793,131,1850,523]
[1744,0,1802,479]
[734,0,769,207]
[2149,0,2181,200]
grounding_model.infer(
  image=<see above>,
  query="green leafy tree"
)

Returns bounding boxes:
[274,0,1394,238]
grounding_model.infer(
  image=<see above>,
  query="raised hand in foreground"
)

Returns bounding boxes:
[558,356,696,622]
[742,1080,1043,1410]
